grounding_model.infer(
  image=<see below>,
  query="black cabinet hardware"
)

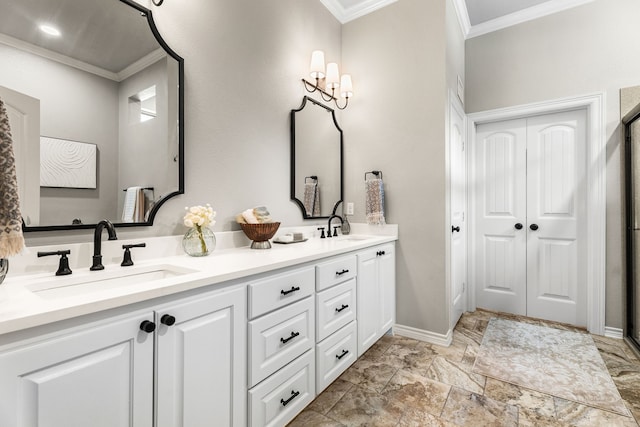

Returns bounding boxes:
[335,304,349,313]
[336,349,349,360]
[281,286,301,296]
[530,224,539,231]
[376,250,386,256]
[280,390,300,407]
[515,223,523,230]
[280,331,300,344]
[336,269,349,276]
[452,226,460,233]
[161,314,176,326]
[139,320,156,333]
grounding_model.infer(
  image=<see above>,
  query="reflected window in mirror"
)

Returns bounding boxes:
[290,96,343,219]
[0,0,184,231]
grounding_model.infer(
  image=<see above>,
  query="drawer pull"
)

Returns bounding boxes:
[336,269,350,276]
[280,331,300,344]
[336,349,349,360]
[335,304,349,313]
[377,250,386,256]
[280,390,300,407]
[280,286,301,296]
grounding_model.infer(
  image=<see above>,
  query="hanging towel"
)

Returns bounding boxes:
[0,97,25,257]
[303,181,321,216]
[365,178,386,225]
[122,186,144,223]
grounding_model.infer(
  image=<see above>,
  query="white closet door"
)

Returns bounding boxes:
[474,119,528,315]
[526,109,587,326]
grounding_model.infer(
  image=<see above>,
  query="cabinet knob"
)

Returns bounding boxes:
[161,314,176,326]
[139,320,156,333]
[530,224,539,231]
[377,250,386,256]
[515,223,523,230]
[451,226,461,233]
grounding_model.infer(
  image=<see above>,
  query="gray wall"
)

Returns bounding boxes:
[342,0,452,335]
[465,0,640,329]
[0,43,120,226]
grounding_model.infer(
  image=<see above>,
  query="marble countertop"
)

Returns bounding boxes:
[0,224,397,335]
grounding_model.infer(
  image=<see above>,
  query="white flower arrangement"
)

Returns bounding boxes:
[183,204,216,229]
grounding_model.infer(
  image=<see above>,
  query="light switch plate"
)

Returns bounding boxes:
[346,202,354,215]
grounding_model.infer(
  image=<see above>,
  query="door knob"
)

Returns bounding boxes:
[160,314,176,326]
[139,320,156,333]
[530,224,539,231]
[515,223,523,230]
[452,226,460,233]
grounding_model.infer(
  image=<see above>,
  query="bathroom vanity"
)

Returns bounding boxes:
[0,226,396,427]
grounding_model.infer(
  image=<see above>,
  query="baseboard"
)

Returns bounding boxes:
[604,326,624,340]
[393,324,453,347]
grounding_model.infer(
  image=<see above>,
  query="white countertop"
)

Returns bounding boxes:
[0,224,397,335]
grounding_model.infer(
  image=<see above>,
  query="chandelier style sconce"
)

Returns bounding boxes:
[302,50,353,110]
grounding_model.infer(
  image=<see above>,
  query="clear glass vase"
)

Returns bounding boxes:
[182,226,216,257]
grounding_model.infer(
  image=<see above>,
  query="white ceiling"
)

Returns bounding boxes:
[321,0,594,38]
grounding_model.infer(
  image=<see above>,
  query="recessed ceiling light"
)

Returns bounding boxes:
[39,24,61,37]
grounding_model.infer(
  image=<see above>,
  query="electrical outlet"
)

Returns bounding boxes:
[346,202,354,215]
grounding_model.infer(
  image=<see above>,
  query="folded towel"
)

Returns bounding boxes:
[365,178,386,225]
[242,208,259,224]
[0,97,25,257]
[122,186,144,223]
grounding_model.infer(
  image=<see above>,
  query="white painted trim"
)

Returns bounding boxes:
[394,324,453,347]
[466,0,595,39]
[0,33,118,81]
[320,0,397,24]
[604,327,624,340]
[117,49,166,81]
[467,92,606,336]
[451,0,471,38]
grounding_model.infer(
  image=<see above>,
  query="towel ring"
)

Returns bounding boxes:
[305,176,318,183]
[364,171,383,181]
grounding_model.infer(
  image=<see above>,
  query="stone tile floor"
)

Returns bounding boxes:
[288,309,640,426]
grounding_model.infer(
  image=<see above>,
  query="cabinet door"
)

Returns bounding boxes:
[357,249,379,357]
[378,244,396,334]
[155,285,247,427]
[0,311,154,427]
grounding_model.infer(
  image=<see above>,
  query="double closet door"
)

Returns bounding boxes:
[474,109,587,327]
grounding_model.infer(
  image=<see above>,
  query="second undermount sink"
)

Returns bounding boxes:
[26,264,199,300]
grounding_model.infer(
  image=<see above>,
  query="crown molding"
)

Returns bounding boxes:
[117,48,166,81]
[320,0,398,24]
[451,0,471,38]
[466,0,594,39]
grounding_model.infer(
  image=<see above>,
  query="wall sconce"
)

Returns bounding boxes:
[302,50,353,110]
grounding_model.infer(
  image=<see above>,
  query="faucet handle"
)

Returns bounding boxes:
[121,243,146,267]
[332,226,340,237]
[317,227,326,239]
[37,250,73,276]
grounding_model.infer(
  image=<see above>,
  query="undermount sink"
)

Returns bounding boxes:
[334,235,373,242]
[26,264,199,300]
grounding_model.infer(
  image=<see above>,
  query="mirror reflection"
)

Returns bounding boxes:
[290,96,343,219]
[0,0,183,230]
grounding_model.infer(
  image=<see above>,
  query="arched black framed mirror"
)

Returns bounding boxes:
[290,96,343,219]
[0,0,184,231]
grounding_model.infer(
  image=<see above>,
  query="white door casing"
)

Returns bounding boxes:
[468,93,605,334]
[449,93,468,329]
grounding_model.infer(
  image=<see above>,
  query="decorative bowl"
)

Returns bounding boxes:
[240,222,281,249]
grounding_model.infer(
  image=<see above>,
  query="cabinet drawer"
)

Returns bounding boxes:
[316,321,357,394]
[316,278,356,342]
[249,297,314,387]
[315,255,357,291]
[249,350,315,427]
[248,267,315,319]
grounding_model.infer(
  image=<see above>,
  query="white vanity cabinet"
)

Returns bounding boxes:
[155,285,246,427]
[0,310,155,427]
[314,255,359,394]
[0,284,246,427]
[247,267,316,427]
[356,243,396,356]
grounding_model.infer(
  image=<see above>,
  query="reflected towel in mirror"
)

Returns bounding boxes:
[0,97,25,257]
[122,186,145,223]
[365,178,386,225]
[303,181,320,216]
